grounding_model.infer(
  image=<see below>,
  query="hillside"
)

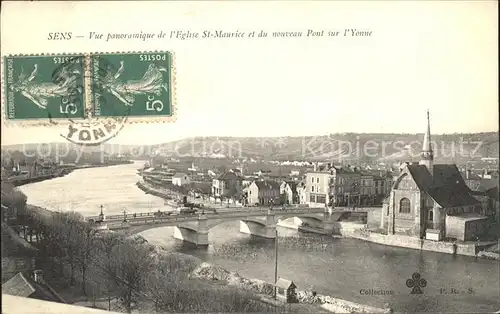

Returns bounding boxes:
[1,132,498,164]
[150,132,499,163]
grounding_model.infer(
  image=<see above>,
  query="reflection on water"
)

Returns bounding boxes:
[20,162,169,217]
[20,162,500,313]
[139,222,500,313]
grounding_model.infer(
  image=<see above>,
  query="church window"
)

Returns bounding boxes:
[399,198,411,213]
[428,210,433,221]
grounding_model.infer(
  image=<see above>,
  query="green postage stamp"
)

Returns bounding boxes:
[2,52,176,125]
[4,54,86,121]
[91,52,174,120]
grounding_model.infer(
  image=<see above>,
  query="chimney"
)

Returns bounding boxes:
[33,270,44,284]
[483,168,488,176]
[466,169,471,179]
[313,163,317,172]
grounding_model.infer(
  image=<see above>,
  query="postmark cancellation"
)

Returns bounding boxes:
[2,51,177,127]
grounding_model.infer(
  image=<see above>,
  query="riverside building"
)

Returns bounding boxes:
[381,111,488,241]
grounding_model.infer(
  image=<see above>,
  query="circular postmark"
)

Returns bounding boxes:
[52,56,129,146]
[60,108,128,146]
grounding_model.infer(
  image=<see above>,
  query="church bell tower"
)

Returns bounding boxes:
[419,110,434,175]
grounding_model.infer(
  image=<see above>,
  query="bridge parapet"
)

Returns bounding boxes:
[104,207,362,244]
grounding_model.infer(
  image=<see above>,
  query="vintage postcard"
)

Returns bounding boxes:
[1,1,498,314]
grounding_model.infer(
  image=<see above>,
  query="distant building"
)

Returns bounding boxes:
[381,111,486,241]
[149,155,165,169]
[360,173,375,205]
[467,178,500,218]
[207,169,217,177]
[188,163,198,172]
[172,173,190,186]
[305,168,330,207]
[290,169,300,177]
[1,222,38,282]
[306,163,365,207]
[280,181,299,205]
[245,180,281,205]
[296,181,308,205]
[212,171,244,198]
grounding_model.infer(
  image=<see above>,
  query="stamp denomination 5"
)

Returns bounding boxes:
[4,54,86,120]
[90,52,173,119]
[2,51,176,128]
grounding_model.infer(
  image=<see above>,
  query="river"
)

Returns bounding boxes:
[20,162,500,313]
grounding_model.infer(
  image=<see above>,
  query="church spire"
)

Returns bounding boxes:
[419,110,434,174]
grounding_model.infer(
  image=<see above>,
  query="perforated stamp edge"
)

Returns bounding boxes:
[1,51,178,127]
[88,50,178,124]
[1,53,89,128]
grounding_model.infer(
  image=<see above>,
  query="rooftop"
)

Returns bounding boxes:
[2,273,35,298]
[275,278,296,289]
[172,172,188,178]
[1,222,38,258]
[2,272,66,303]
[217,171,243,181]
[448,213,489,222]
[254,180,281,191]
[404,164,480,208]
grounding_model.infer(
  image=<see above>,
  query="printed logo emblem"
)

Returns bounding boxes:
[406,272,427,294]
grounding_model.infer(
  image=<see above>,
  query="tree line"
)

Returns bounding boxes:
[19,204,291,313]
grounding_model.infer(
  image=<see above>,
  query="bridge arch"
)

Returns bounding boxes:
[104,208,331,246]
[275,214,324,229]
[205,217,268,231]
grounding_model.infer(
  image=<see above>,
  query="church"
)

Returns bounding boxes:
[380,111,487,241]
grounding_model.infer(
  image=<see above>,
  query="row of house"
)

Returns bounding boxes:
[208,164,395,207]
[304,163,395,208]
[1,159,58,180]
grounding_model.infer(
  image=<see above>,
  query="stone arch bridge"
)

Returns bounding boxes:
[93,207,366,246]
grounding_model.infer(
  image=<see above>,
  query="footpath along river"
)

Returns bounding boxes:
[20,162,500,313]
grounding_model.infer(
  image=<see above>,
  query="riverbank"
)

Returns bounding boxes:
[343,226,500,260]
[9,169,70,187]
[136,180,176,200]
[190,259,392,313]
[48,234,326,313]
[136,179,242,210]
[20,201,390,313]
[278,219,500,260]
[8,161,133,187]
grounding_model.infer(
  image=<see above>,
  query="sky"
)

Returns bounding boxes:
[1,1,498,145]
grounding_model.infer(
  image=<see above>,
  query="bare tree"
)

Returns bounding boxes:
[57,212,84,286]
[100,242,155,313]
[74,223,98,295]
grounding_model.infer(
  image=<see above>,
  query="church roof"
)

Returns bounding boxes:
[406,164,480,208]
